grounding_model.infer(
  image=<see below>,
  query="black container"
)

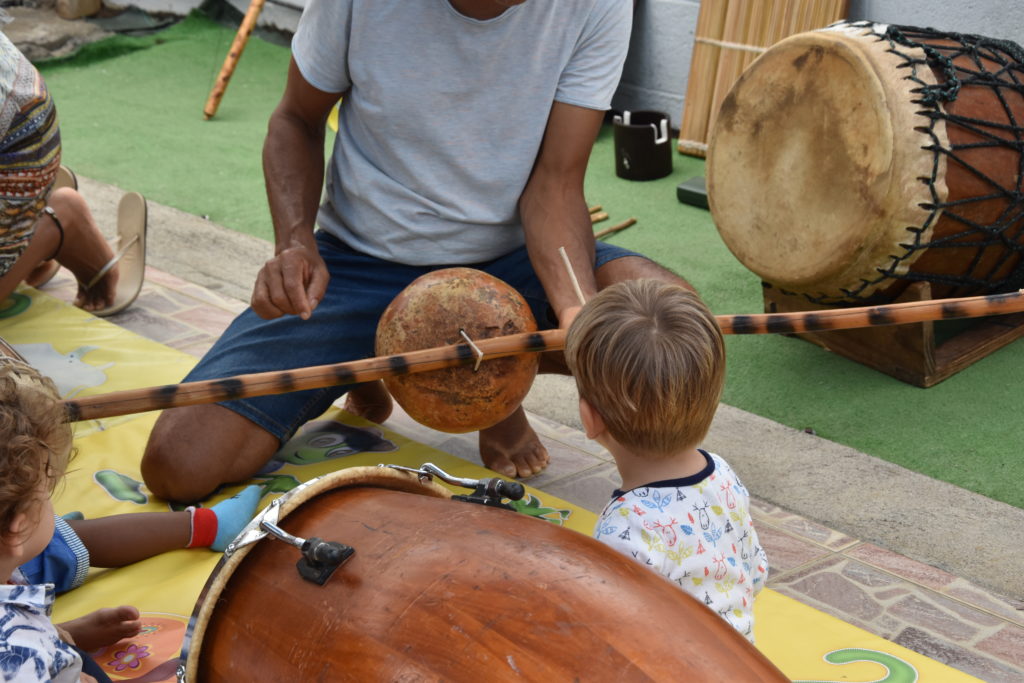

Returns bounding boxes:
[613,110,673,181]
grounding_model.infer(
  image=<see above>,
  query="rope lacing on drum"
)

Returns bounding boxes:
[803,23,1024,304]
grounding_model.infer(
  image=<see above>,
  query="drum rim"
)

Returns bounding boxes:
[0,336,26,363]
[177,465,451,682]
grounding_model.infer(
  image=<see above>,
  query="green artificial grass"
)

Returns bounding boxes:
[38,13,290,240]
[37,13,1024,509]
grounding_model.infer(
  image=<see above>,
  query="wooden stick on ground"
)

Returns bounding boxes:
[595,217,637,239]
[203,0,267,120]
[588,205,603,214]
[590,211,609,224]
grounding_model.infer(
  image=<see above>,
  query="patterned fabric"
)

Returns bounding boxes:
[594,450,769,643]
[0,571,83,682]
[19,516,91,594]
[0,30,61,279]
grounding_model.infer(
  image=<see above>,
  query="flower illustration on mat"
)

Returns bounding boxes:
[107,643,151,671]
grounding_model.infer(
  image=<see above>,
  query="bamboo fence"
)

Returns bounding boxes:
[678,0,849,157]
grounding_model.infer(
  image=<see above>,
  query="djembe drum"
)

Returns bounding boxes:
[708,22,1024,305]
[178,466,786,681]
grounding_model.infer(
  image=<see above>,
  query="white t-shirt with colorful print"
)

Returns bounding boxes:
[594,450,769,642]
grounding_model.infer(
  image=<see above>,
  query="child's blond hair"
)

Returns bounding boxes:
[0,359,71,541]
[565,280,724,458]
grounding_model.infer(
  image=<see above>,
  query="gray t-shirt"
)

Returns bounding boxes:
[292,0,631,265]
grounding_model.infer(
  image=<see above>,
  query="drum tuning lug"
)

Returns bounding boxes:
[261,519,355,586]
[383,462,525,509]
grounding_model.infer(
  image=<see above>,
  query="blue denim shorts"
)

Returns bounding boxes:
[184,232,642,443]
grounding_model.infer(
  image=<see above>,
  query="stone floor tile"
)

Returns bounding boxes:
[518,437,609,490]
[780,567,887,622]
[171,305,237,336]
[381,408,454,449]
[888,594,980,642]
[143,266,191,290]
[976,623,1024,668]
[171,338,217,359]
[538,462,622,514]
[147,285,224,312]
[845,542,958,591]
[894,626,1024,683]
[749,502,858,551]
[178,282,245,311]
[102,306,195,344]
[755,525,832,575]
[943,580,1024,628]
[839,556,905,589]
[132,287,189,315]
[527,413,612,462]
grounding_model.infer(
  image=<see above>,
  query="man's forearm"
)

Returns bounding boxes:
[263,108,327,253]
[521,178,597,323]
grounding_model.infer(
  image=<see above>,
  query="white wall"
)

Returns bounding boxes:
[612,0,701,127]
[849,0,1024,45]
[616,0,1024,129]
[126,0,303,32]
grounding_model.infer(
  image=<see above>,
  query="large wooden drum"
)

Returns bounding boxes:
[179,467,786,681]
[708,22,1024,304]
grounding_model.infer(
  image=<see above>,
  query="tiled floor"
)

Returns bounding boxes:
[40,265,1024,682]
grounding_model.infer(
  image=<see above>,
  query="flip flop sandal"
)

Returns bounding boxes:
[54,165,78,192]
[85,191,147,317]
[28,166,81,288]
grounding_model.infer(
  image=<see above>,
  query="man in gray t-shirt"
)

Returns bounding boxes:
[141,0,695,503]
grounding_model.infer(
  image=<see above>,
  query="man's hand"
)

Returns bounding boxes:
[559,304,582,330]
[251,242,329,320]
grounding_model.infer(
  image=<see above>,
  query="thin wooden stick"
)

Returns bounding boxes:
[594,217,637,239]
[203,0,267,120]
[60,291,1024,423]
[590,211,609,224]
[588,205,603,214]
[558,246,588,307]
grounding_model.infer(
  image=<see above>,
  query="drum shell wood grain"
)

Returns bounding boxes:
[190,486,786,681]
[376,267,539,433]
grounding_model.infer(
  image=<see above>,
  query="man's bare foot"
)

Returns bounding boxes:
[59,605,142,652]
[479,405,549,478]
[344,380,394,424]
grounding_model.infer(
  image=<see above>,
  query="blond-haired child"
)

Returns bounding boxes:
[565,279,769,642]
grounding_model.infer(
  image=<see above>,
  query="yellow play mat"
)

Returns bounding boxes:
[0,286,978,682]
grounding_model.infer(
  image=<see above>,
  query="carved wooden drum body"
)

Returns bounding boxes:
[179,467,786,681]
[709,22,1024,304]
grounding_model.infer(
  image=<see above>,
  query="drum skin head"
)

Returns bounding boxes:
[708,27,947,300]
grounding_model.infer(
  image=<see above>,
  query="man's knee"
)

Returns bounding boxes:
[141,410,208,503]
[141,405,278,504]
